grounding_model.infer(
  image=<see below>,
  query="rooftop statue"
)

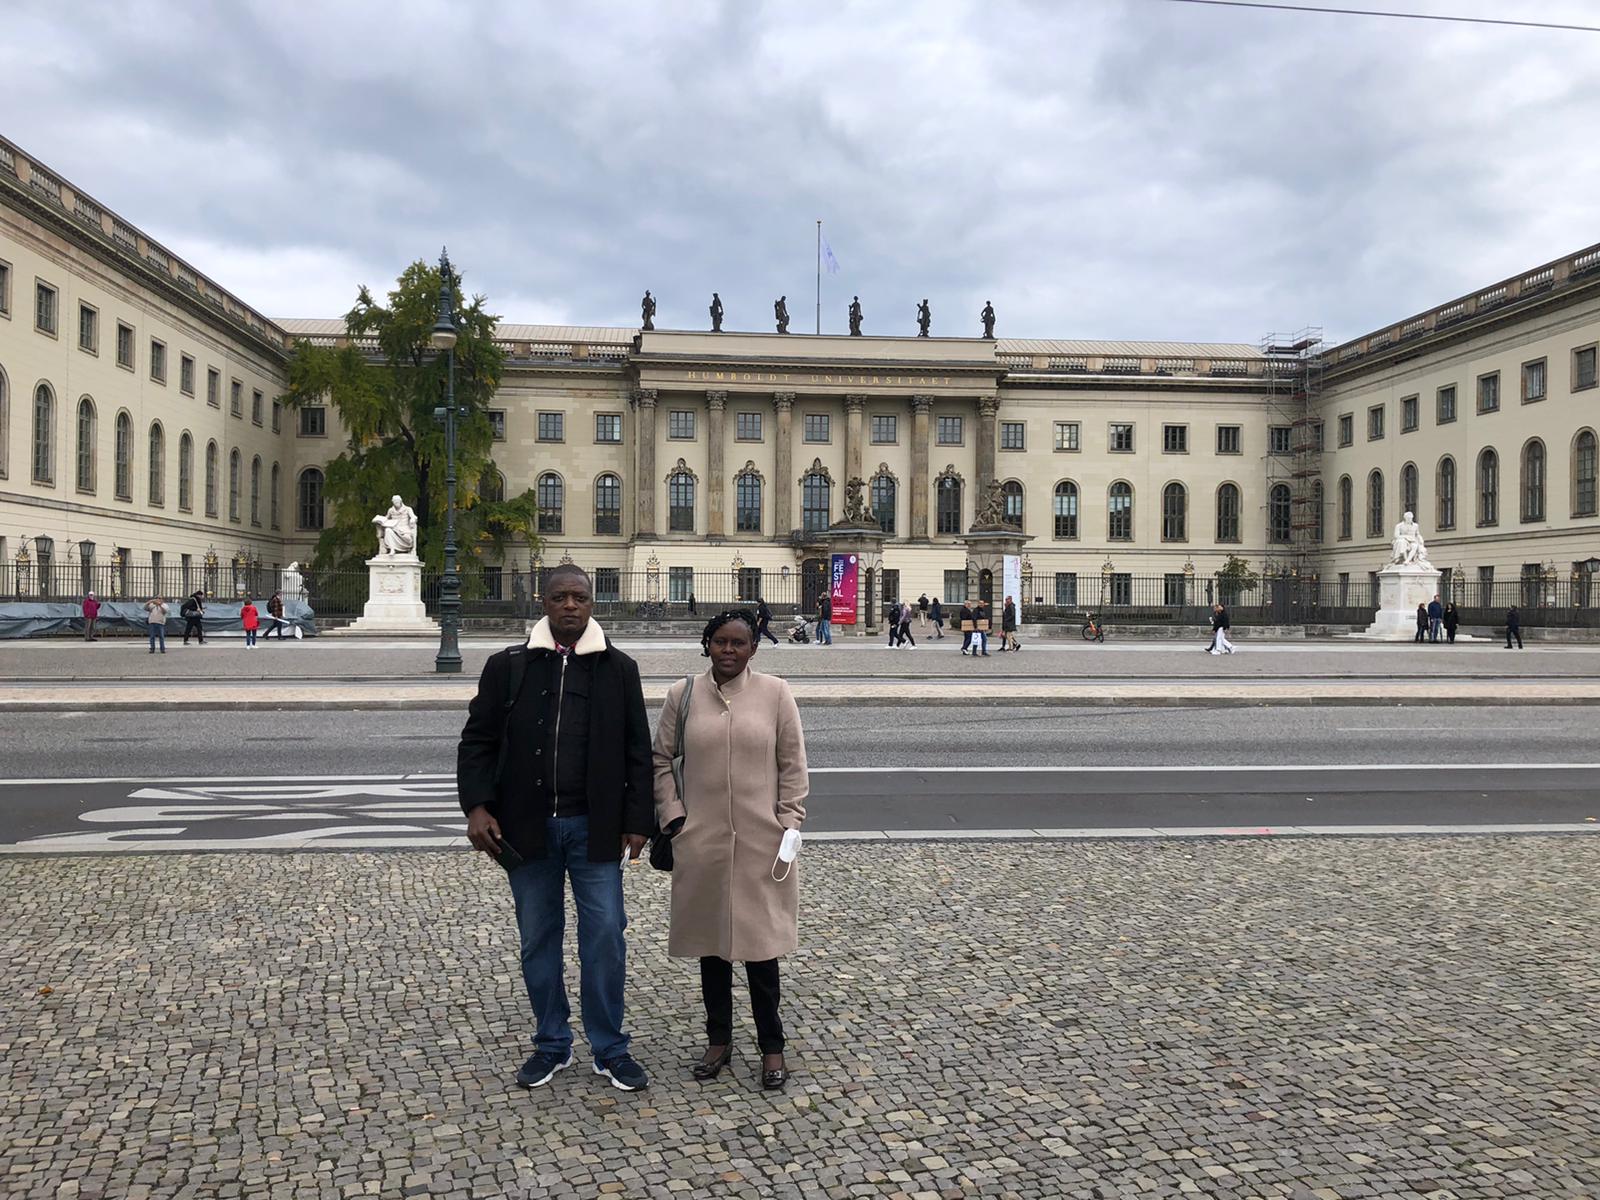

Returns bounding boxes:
[640,290,656,331]
[775,295,790,334]
[981,300,996,339]
[709,292,723,333]
[848,296,863,336]
[916,299,931,337]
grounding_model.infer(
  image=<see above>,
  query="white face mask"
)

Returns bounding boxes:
[771,829,803,881]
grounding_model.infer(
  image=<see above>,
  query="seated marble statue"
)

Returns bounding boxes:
[372,495,418,556]
[1389,511,1429,567]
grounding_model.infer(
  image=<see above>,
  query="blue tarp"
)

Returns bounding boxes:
[0,599,316,639]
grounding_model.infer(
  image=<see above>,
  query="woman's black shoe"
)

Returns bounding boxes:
[761,1056,789,1090]
[692,1045,733,1081]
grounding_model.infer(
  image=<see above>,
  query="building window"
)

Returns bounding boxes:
[1054,421,1080,452]
[1565,430,1597,518]
[1437,457,1457,530]
[206,368,220,408]
[944,569,969,604]
[801,471,831,533]
[595,412,622,443]
[1400,396,1418,432]
[1310,479,1325,543]
[1477,372,1500,414]
[594,473,622,534]
[1053,481,1079,540]
[36,281,58,335]
[229,379,242,417]
[229,448,241,522]
[937,415,963,445]
[205,441,218,517]
[1522,359,1547,403]
[668,410,696,440]
[1268,483,1292,543]
[735,472,762,533]
[1337,414,1353,446]
[75,397,96,492]
[1054,573,1077,608]
[1162,425,1188,454]
[149,340,166,384]
[737,567,763,603]
[251,389,263,426]
[936,476,962,534]
[270,462,281,529]
[870,474,896,534]
[803,413,829,443]
[299,406,326,437]
[1215,425,1241,455]
[178,432,193,511]
[114,411,132,500]
[78,303,98,353]
[250,456,261,525]
[1366,470,1383,537]
[668,567,694,603]
[1521,439,1545,522]
[1477,566,1494,609]
[1216,483,1241,543]
[593,568,620,603]
[476,467,504,503]
[735,412,762,441]
[1401,462,1418,516]
[1367,405,1385,441]
[271,399,281,433]
[1107,481,1133,541]
[1477,448,1499,526]
[1109,573,1132,606]
[871,415,897,444]
[1001,480,1024,530]
[1269,425,1292,455]
[1310,421,1324,451]
[536,472,563,533]
[116,323,134,369]
[1574,346,1598,391]
[483,410,505,441]
[538,412,565,442]
[180,354,195,396]
[298,468,325,530]
[668,470,695,532]
[1434,385,1456,424]
[1109,423,1134,453]
[1000,421,1025,451]
[0,260,8,315]
[147,423,164,506]
[1337,474,1353,540]
[1161,482,1186,541]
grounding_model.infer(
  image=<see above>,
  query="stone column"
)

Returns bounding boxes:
[976,395,999,493]
[773,392,795,536]
[844,393,867,483]
[631,388,658,537]
[909,394,933,539]
[706,390,727,537]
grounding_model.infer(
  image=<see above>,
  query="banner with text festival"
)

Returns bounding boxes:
[830,554,859,625]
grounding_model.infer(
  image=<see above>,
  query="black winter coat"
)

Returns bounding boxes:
[457,641,653,862]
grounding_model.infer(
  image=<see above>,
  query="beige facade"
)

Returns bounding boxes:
[2,133,1597,608]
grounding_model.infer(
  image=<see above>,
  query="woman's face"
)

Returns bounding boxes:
[709,619,757,679]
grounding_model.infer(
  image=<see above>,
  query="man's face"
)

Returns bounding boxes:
[543,574,593,643]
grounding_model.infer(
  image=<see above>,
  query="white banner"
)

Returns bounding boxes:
[1002,554,1023,625]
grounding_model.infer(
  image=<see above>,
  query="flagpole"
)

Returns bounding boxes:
[815,220,821,335]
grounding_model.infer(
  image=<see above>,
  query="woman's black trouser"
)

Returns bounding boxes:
[182,616,205,643]
[701,956,784,1053]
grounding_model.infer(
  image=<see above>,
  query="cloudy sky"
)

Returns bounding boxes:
[5,0,1598,345]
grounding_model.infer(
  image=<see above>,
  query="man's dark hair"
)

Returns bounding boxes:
[700,608,758,657]
[544,564,592,593]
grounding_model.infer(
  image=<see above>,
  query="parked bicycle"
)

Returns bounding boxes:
[1081,613,1106,642]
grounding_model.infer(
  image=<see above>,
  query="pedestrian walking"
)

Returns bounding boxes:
[1000,596,1019,651]
[1505,605,1523,649]
[754,598,780,646]
[687,592,697,617]
[81,592,101,641]
[1414,602,1429,644]
[917,593,929,630]
[958,602,974,654]
[143,595,169,654]
[1444,600,1460,644]
[897,600,916,647]
[652,609,809,1090]
[181,590,206,644]
[456,564,655,1093]
[929,597,945,639]
[1427,594,1443,643]
[972,600,991,656]
[266,591,286,640]
[885,598,901,647]
[816,594,833,645]
[241,597,260,648]
[1208,603,1235,654]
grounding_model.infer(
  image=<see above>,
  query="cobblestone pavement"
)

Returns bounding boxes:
[3,838,1597,1199]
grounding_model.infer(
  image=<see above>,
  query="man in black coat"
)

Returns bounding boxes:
[1505,605,1523,649]
[755,597,779,645]
[457,565,653,1093]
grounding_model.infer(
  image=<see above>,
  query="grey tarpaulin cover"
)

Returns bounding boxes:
[0,599,316,639]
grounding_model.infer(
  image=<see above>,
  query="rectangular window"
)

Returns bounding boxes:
[1164,574,1187,607]
[1109,423,1134,453]
[537,411,564,442]
[937,415,963,445]
[229,379,242,417]
[668,567,694,603]
[180,354,195,396]
[1574,345,1597,391]
[1216,425,1241,455]
[1477,566,1494,609]
[1367,404,1385,441]
[803,413,830,443]
[1109,573,1132,607]
[1268,425,1291,455]
[299,406,327,437]
[1437,385,1457,424]
[1000,421,1026,451]
[595,412,622,443]
[1162,424,1187,454]
[871,414,897,444]
[737,567,763,603]
[1311,421,1325,451]
[668,410,696,440]
[943,569,969,604]
[150,339,166,384]
[735,411,763,441]
[1477,372,1499,413]
[1337,414,1353,447]
[35,281,58,335]
[0,259,9,315]
[271,400,281,433]
[1400,396,1418,433]
[116,322,134,369]
[251,389,264,426]
[482,566,502,602]
[487,410,506,441]
[78,303,98,352]
[594,568,621,603]
[1053,572,1077,608]
[1522,358,1546,403]
[1054,421,1080,452]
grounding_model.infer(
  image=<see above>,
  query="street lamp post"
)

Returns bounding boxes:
[431,248,464,674]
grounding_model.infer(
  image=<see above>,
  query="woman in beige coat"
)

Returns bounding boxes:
[653,609,809,1089]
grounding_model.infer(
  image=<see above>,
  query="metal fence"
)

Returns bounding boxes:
[0,559,278,603]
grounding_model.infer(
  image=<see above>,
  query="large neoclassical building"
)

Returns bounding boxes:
[2,132,1597,614]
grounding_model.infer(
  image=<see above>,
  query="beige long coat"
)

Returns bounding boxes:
[652,668,809,962]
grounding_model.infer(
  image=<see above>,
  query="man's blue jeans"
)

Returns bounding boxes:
[1429,617,1441,642]
[506,815,630,1064]
[148,623,166,652]
[817,619,832,644]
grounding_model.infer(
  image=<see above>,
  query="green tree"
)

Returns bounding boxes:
[281,259,539,572]
[1216,553,1260,604]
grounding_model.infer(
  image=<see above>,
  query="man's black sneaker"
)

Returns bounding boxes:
[593,1053,649,1091]
[515,1048,573,1088]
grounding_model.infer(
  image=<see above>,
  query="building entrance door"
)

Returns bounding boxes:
[978,568,994,604]
[801,557,827,614]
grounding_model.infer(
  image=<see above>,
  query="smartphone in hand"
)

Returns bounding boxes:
[491,836,526,870]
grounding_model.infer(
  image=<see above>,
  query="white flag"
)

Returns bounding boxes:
[821,237,840,275]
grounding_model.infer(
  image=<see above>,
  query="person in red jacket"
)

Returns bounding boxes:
[240,597,260,649]
[82,592,101,641]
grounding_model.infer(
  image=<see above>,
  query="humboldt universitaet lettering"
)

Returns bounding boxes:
[681,370,955,387]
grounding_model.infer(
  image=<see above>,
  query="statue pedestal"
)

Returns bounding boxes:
[1357,564,1442,640]
[959,528,1034,606]
[344,554,439,635]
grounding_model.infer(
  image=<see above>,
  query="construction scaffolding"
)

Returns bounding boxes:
[1261,328,1325,595]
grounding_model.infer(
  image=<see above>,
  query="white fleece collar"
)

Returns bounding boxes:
[527,616,608,655]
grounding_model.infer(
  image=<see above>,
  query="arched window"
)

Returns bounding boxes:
[1161,482,1186,542]
[114,410,133,500]
[801,470,831,534]
[1366,469,1384,538]
[250,455,262,525]
[1268,482,1292,543]
[297,467,325,530]
[1436,457,1456,530]
[178,432,194,512]
[204,441,218,517]
[537,472,564,534]
[147,422,164,506]
[75,397,96,492]
[733,471,760,533]
[1001,480,1024,530]
[270,462,281,529]
[870,473,896,534]
[1477,448,1498,526]
[1400,461,1418,517]
[1310,479,1325,543]
[1215,483,1241,543]
[32,383,54,484]
[936,475,962,535]
[1337,475,1352,539]
[1053,480,1079,540]
[595,473,623,534]
[228,448,241,522]
[1574,431,1598,518]
[668,470,695,532]
[479,467,505,503]
[1520,439,1545,522]
[1108,481,1133,541]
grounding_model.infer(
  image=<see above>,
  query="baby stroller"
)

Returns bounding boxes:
[787,614,813,644]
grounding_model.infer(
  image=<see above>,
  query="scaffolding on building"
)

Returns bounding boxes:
[1260,328,1325,605]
